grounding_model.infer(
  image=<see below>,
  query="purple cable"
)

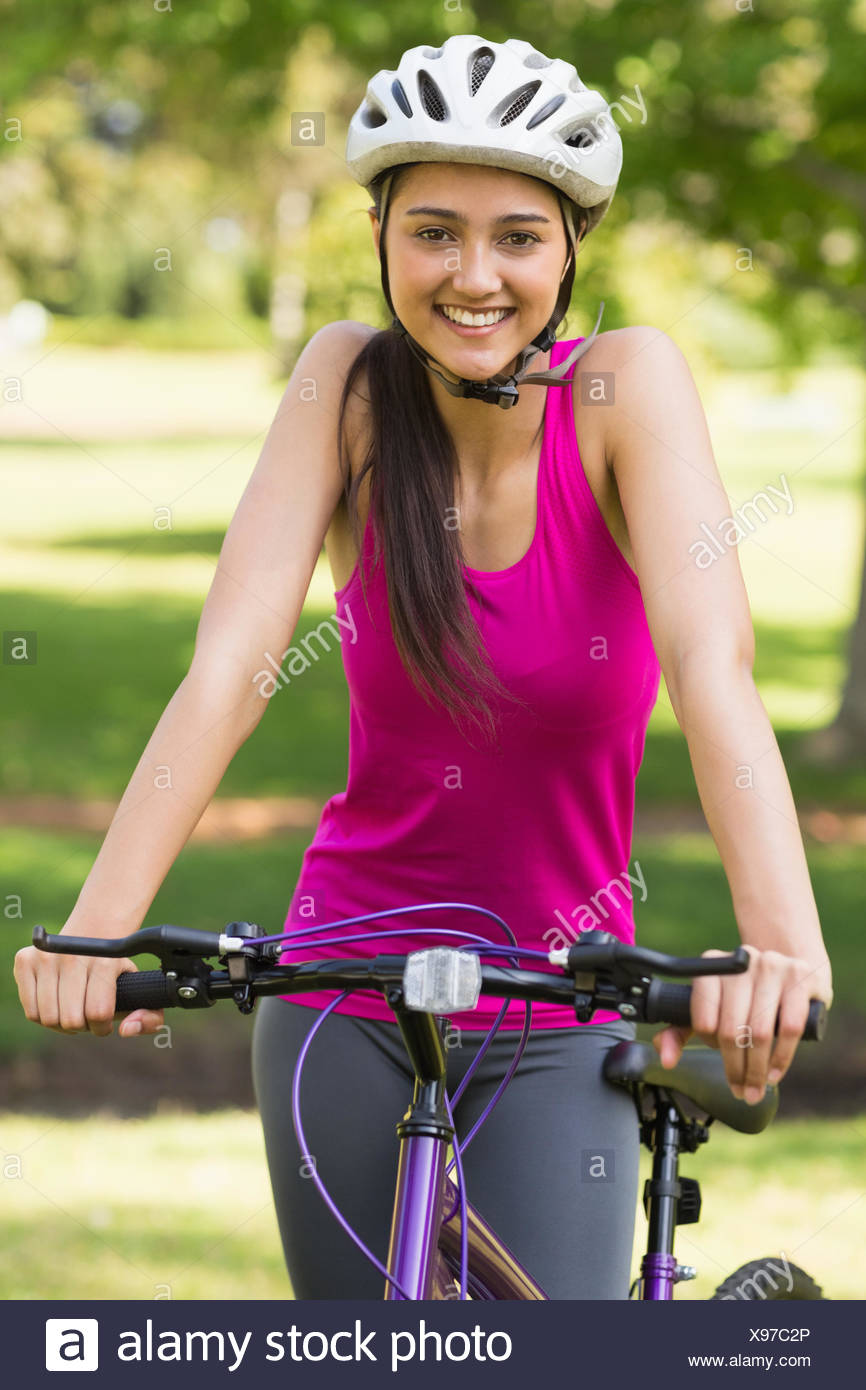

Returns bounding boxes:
[276,925,496,954]
[441,1000,533,1226]
[278,929,544,1170]
[444,942,549,1111]
[251,899,520,953]
[442,943,549,1174]
[279,927,555,1191]
[442,1088,468,1300]
[272,904,563,1295]
[290,988,414,1300]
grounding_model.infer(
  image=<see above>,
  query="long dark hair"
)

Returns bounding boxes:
[334,163,560,750]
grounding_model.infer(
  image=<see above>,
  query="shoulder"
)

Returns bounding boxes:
[571,323,688,378]
[307,318,378,366]
[570,325,696,466]
[306,321,379,471]
[313,319,378,398]
[304,317,377,419]
[584,324,694,399]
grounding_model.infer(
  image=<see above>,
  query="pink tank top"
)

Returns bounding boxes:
[278,335,661,1029]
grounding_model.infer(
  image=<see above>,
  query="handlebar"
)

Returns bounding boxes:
[30,921,828,1041]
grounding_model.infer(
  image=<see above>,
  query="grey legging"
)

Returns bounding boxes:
[251,996,640,1300]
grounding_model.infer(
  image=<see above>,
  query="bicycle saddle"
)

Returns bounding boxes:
[602,1041,778,1134]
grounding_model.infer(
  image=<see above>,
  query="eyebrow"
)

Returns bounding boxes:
[402,205,551,225]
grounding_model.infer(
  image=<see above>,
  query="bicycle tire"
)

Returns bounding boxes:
[710,1257,826,1300]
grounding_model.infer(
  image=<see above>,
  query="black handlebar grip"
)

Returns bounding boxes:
[643,982,827,1041]
[114,970,175,1015]
[643,981,693,1028]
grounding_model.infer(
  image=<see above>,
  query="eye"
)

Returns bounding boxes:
[415,228,540,246]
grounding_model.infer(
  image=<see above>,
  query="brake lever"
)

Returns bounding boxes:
[31,920,270,1011]
[548,930,751,1022]
[556,930,750,982]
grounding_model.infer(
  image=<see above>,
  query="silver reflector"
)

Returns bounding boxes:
[402,947,482,1013]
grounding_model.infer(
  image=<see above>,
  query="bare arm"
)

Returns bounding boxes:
[601,326,832,1100]
[14,319,370,1033]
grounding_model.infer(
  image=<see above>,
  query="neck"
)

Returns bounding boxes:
[427,345,553,486]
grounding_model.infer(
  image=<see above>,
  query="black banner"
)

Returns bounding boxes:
[4,1298,859,1385]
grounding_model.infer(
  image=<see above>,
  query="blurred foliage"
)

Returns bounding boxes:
[0,2,863,370]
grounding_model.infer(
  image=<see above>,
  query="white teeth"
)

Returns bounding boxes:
[439,305,511,327]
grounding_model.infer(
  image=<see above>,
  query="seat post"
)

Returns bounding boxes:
[640,1101,683,1299]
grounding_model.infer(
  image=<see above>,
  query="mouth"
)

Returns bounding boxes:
[434,304,517,336]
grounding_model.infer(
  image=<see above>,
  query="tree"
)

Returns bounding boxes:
[4,0,865,753]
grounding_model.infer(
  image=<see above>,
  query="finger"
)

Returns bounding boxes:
[82,969,118,1038]
[689,949,726,1048]
[14,950,39,1023]
[717,945,759,1099]
[108,959,143,1036]
[57,959,92,1034]
[35,957,63,1031]
[653,1025,691,1068]
[118,1009,165,1037]
[767,969,811,1086]
[741,958,781,1102]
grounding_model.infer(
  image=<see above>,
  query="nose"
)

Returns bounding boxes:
[447,242,504,298]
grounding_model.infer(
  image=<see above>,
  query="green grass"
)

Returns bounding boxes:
[0,1111,288,1300]
[649,1111,866,1300]
[0,586,350,801]
[3,579,865,805]
[0,1109,861,1299]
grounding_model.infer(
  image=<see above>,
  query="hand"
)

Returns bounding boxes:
[13,940,165,1039]
[652,945,833,1104]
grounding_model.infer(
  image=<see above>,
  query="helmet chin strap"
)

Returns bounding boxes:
[390,297,605,410]
[376,170,605,410]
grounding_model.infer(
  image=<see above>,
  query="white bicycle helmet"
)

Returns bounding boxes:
[345,35,623,408]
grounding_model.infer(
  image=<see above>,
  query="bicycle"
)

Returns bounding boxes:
[31,907,827,1301]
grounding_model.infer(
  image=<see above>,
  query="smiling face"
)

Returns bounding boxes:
[368,162,578,382]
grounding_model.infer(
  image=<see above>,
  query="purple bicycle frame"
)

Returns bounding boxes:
[385,1133,547,1300]
[382,1082,682,1302]
[382,1003,548,1300]
[380,1006,680,1301]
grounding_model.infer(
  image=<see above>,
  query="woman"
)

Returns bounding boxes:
[251,35,833,1299]
[14,35,833,1301]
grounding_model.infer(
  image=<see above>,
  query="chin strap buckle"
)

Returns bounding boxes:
[460,378,520,408]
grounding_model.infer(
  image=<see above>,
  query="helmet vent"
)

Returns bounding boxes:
[469,49,495,96]
[526,92,566,130]
[390,78,412,118]
[361,102,388,129]
[499,81,542,125]
[564,125,596,151]
[418,71,448,121]
[523,52,553,69]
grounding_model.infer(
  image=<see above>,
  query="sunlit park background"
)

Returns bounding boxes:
[1,5,865,1300]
